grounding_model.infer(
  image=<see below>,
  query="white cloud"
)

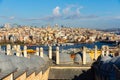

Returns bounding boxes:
[9,16,15,20]
[76,8,80,15]
[62,5,83,16]
[63,5,75,15]
[76,6,83,15]
[53,6,60,16]
[0,16,15,20]
[114,16,120,19]
[63,7,71,15]
[62,5,76,15]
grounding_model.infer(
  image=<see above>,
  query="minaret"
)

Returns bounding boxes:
[56,46,59,64]
[4,23,11,29]
[36,47,39,56]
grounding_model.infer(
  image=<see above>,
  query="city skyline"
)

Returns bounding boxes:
[0,0,120,29]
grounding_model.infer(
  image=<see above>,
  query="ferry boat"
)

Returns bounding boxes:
[89,50,101,60]
[22,49,36,54]
[100,40,117,43]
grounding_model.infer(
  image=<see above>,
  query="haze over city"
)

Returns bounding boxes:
[0,0,120,29]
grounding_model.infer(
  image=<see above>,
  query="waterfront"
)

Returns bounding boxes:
[0,25,120,46]
[1,42,116,53]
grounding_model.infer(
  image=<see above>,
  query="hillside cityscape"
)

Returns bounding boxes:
[0,23,119,45]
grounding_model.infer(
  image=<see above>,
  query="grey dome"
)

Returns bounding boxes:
[100,61,112,72]
[93,56,120,80]
[0,50,6,55]
[19,57,37,76]
[6,55,28,79]
[74,53,82,64]
[59,53,73,64]
[82,53,92,63]
[110,56,120,68]
[110,56,120,63]
[0,54,16,79]
[42,54,49,62]
[30,55,45,66]
[61,49,74,54]
[100,56,112,62]
[30,55,50,74]
[86,53,92,62]
[30,55,47,74]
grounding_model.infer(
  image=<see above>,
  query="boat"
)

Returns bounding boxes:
[89,50,101,60]
[99,40,117,44]
[22,49,36,54]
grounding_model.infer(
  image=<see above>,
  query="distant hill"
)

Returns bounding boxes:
[99,28,120,35]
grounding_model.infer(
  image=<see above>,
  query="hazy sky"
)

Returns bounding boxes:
[0,0,120,29]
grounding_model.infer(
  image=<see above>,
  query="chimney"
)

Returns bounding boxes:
[94,45,98,60]
[83,46,86,65]
[49,46,52,59]
[23,45,27,58]
[56,46,59,64]
[40,47,43,57]
[36,47,39,56]
[6,44,11,55]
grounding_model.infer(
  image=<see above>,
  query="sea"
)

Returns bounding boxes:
[1,42,116,54]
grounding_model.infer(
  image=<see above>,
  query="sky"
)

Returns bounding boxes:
[0,0,120,29]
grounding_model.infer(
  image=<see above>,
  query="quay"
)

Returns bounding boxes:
[0,44,120,80]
